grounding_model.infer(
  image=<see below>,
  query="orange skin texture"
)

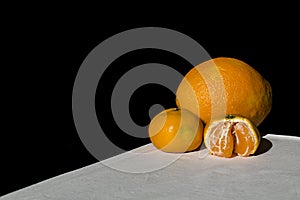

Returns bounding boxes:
[176,57,272,126]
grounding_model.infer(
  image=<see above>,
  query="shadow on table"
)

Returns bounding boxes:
[185,136,273,156]
[184,142,207,153]
[253,138,273,156]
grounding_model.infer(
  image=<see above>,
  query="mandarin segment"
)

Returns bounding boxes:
[233,123,255,156]
[208,122,234,158]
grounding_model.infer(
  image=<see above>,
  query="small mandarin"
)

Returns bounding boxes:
[148,108,203,153]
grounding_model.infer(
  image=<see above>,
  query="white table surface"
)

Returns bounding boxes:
[1,134,300,200]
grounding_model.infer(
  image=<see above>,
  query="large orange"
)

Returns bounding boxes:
[176,57,272,126]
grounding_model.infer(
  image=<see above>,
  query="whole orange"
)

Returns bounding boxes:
[176,57,272,126]
[148,108,203,153]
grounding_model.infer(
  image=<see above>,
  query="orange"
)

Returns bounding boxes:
[176,57,272,126]
[204,114,261,158]
[148,108,203,153]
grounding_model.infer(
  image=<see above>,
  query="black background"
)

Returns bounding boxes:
[2,7,299,196]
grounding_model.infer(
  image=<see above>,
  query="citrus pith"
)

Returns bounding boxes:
[204,114,261,158]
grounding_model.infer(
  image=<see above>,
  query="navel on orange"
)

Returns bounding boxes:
[148,108,203,153]
[204,114,260,158]
[176,57,272,126]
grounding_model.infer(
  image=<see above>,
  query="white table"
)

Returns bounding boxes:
[1,134,300,200]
